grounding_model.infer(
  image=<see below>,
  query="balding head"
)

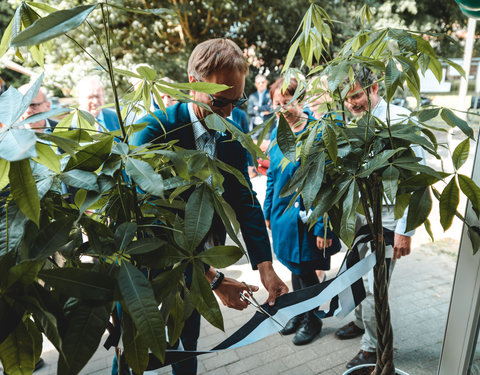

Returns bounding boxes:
[76,76,105,118]
[18,84,51,132]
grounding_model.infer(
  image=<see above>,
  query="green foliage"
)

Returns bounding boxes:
[0,2,254,373]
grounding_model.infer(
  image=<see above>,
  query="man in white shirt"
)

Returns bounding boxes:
[335,67,424,369]
[75,76,120,132]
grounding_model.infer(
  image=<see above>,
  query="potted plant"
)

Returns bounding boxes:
[269,3,480,375]
[0,2,268,374]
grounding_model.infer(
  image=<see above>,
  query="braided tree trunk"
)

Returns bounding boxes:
[371,176,395,375]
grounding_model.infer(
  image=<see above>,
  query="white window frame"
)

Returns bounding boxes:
[438,138,480,374]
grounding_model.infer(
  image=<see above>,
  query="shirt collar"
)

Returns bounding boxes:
[188,102,221,142]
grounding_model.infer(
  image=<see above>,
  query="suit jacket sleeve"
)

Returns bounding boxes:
[220,127,272,269]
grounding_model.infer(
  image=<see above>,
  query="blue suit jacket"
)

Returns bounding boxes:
[132,102,272,269]
[98,108,120,131]
[264,124,340,270]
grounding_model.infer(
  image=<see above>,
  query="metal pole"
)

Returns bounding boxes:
[450,18,477,147]
[458,18,477,115]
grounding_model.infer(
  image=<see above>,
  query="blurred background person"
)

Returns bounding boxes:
[263,77,341,346]
[247,74,272,132]
[18,84,57,133]
[75,75,120,132]
[247,74,272,177]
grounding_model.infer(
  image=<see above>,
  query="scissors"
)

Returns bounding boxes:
[239,282,285,331]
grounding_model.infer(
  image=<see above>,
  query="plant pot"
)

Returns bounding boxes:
[343,364,409,375]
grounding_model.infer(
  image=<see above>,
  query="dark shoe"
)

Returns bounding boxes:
[335,321,365,340]
[292,313,323,345]
[346,350,376,369]
[280,315,303,335]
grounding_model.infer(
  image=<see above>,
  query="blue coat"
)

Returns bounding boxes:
[98,108,120,131]
[131,102,272,269]
[264,126,340,274]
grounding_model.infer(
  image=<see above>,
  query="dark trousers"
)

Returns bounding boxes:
[171,309,201,375]
[291,271,319,291]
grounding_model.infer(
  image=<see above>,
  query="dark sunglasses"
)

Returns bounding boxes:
[207,92,248,108]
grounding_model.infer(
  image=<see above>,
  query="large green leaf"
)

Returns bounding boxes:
[30,218,73,259]
[125,157,164,197]
[0,18,13,58]
[394,193,410,221]
[122,312,149,375]
[441,108,474,140]
[0,319,36,375]
[406,188,432,232]
[190,260,223,330]
[118,262,166,361]
[114,222,137,252]
[151,264,188,304]
[39,268,116,301]
[382,166,400,203]
[196,245,243,268]
[339,181,359,246]
[6,259,44,289]
[211,192,244,252]
[184,184,214,251]
[32,142,61,173]
[16,295,62,352]
[323,122,338,164]
[0,74,44,127]
[276,114,297,163]
[11,5,98,47]
[58,299,111,375]
[60,169,99,191]
[357,149,404,178]
[9,160,40,226]
[204,114,227,132]
[302,153,325,210]
[0,296,22,345]
[452,138,470,171]
[126,238,166,255]
[385,58,404,102]
[458,174,480,218]
[439,177,460,231]
[417,108,440,122]
[0,159,10,191]
[65,137,113,172]
[0,129,37,161]
[0,204,29,254]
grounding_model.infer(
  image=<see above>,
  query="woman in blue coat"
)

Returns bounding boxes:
[264,77,340,345]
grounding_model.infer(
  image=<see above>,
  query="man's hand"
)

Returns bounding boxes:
[205,267,258,311]
[257,261,289,306]
[393,233,412,260]
[214,277,258,310]
[316,236,332,250]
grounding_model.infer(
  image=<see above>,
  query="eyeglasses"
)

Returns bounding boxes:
[207,92,248,108]
[29,101,46,109]
[192,71,247,108]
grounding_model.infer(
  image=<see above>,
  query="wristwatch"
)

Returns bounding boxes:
[210,270,225,290]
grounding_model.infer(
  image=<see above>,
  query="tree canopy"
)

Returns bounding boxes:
[1,0,469,94]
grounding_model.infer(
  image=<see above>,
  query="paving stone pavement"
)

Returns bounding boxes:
[13,165,463,375]
[26,220,457,375]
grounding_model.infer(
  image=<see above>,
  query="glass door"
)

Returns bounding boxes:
[438,138,480,375]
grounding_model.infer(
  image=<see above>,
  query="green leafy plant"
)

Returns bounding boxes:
[274,3,480,374]
[0,2,268,374]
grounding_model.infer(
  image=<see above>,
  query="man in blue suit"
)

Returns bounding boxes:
[132,38,288,375]
[76,76,120,132]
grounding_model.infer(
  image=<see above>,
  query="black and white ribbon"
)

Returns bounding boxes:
[142,225,395,370]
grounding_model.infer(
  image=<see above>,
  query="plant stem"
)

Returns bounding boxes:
[371,173,395,375]
[100,3,127,140]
